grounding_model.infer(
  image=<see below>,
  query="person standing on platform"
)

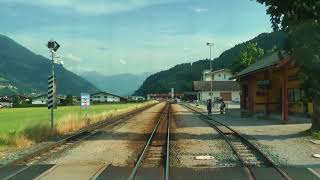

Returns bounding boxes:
[207,99,212,115]
[220,98,226,114]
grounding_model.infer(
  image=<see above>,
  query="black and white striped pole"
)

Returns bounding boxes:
[47,40,60,130]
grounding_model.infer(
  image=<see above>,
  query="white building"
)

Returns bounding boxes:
[32,95,64,105]
[202,69,234,81]
[32,95,47,105]
[193,69,240,102]
[130,96,146,101]
[91,92,125,103]
[0,98,13,108]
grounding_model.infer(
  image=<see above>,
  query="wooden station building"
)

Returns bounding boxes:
[231,52,313,122]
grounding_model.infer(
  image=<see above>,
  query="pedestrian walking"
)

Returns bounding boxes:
[220,98,226,114]
[207,99,212,115]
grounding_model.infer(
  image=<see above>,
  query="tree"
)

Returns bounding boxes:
[12,95,21,106]
[255,0,320,131]
[64,95,73,106]
[231,42,264,74]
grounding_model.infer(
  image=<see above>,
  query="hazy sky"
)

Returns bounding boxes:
[0,0,272,75]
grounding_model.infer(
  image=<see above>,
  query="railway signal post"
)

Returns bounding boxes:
[47,40,60,130]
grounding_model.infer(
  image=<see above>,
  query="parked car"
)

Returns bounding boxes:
[232,98,240,103]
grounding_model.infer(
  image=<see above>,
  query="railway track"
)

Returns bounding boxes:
[0,103,158,180]
[128,103,171,180]
[182,103,292,180]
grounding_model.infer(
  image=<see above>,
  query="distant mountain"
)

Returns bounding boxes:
[80,72,151,96]
[0,35,99,96]
[134,31,287,96]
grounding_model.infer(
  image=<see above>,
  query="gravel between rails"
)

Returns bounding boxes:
[170,104,238,168]
[36,102,167,180]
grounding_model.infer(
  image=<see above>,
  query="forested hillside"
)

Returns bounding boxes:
[134,31,286,96]
[0,35,99,96]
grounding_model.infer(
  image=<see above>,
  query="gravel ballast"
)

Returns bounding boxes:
[170,104,238,168]
[37,103,166,179]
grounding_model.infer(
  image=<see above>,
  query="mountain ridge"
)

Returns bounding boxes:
[80,71,151,96]
[134,31,286,96]
[0,34,99,96]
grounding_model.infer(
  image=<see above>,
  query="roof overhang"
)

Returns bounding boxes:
[230,52,290,80]
[230,64,277,80]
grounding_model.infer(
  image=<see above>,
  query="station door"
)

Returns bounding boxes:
[220,92,232,101]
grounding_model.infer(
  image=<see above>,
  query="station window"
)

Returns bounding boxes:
[288,88,302,102]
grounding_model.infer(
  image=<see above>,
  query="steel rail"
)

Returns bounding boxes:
[164,106,171,180]
[0,103,158,177]
[128,103,170,180]
[182,103,291,180]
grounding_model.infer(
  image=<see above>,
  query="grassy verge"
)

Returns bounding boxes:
[0,101,156,148]
[312,132,320,140]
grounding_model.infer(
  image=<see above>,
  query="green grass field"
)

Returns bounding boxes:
[0,103,138,135]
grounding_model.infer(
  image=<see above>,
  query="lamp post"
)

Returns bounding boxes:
[206,42,214,102]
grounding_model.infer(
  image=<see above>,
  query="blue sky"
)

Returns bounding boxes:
[0,0,272,75]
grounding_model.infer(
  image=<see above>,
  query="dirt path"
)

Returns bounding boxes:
[170,104,237,168]
[36,102,166,180]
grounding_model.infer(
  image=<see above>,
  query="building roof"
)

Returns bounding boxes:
[231,52,288,79]
[203,68,231,74]
[193,81,240,91]
[32,94,65,100]
[212,68,231,74]
[31,94,46,99]
[8,95,29,99]
[91,91,126,99]
[0,98,12,103]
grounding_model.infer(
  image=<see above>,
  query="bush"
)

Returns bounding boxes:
[312,132,320,140]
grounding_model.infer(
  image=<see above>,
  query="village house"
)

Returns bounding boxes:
[193,69,240,102]
[0,97,13,108]
[91,92,126,103]
[231,52,314,122]
[202,69,234,81]
[130,96,146,101]
[147,93,184,100]
[32,94,65,105]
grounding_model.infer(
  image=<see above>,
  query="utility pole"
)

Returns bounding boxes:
[206,42,214,102]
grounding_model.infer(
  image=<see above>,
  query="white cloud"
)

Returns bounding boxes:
[67,65,95,75]
[193,8,209,12]
[6,30,256,76]
[65,53,82,62]
[119,59,127,65]
[5,0,181,15]
[97,46,109,52]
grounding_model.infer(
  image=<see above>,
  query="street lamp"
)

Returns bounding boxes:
[206,42,214,102]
